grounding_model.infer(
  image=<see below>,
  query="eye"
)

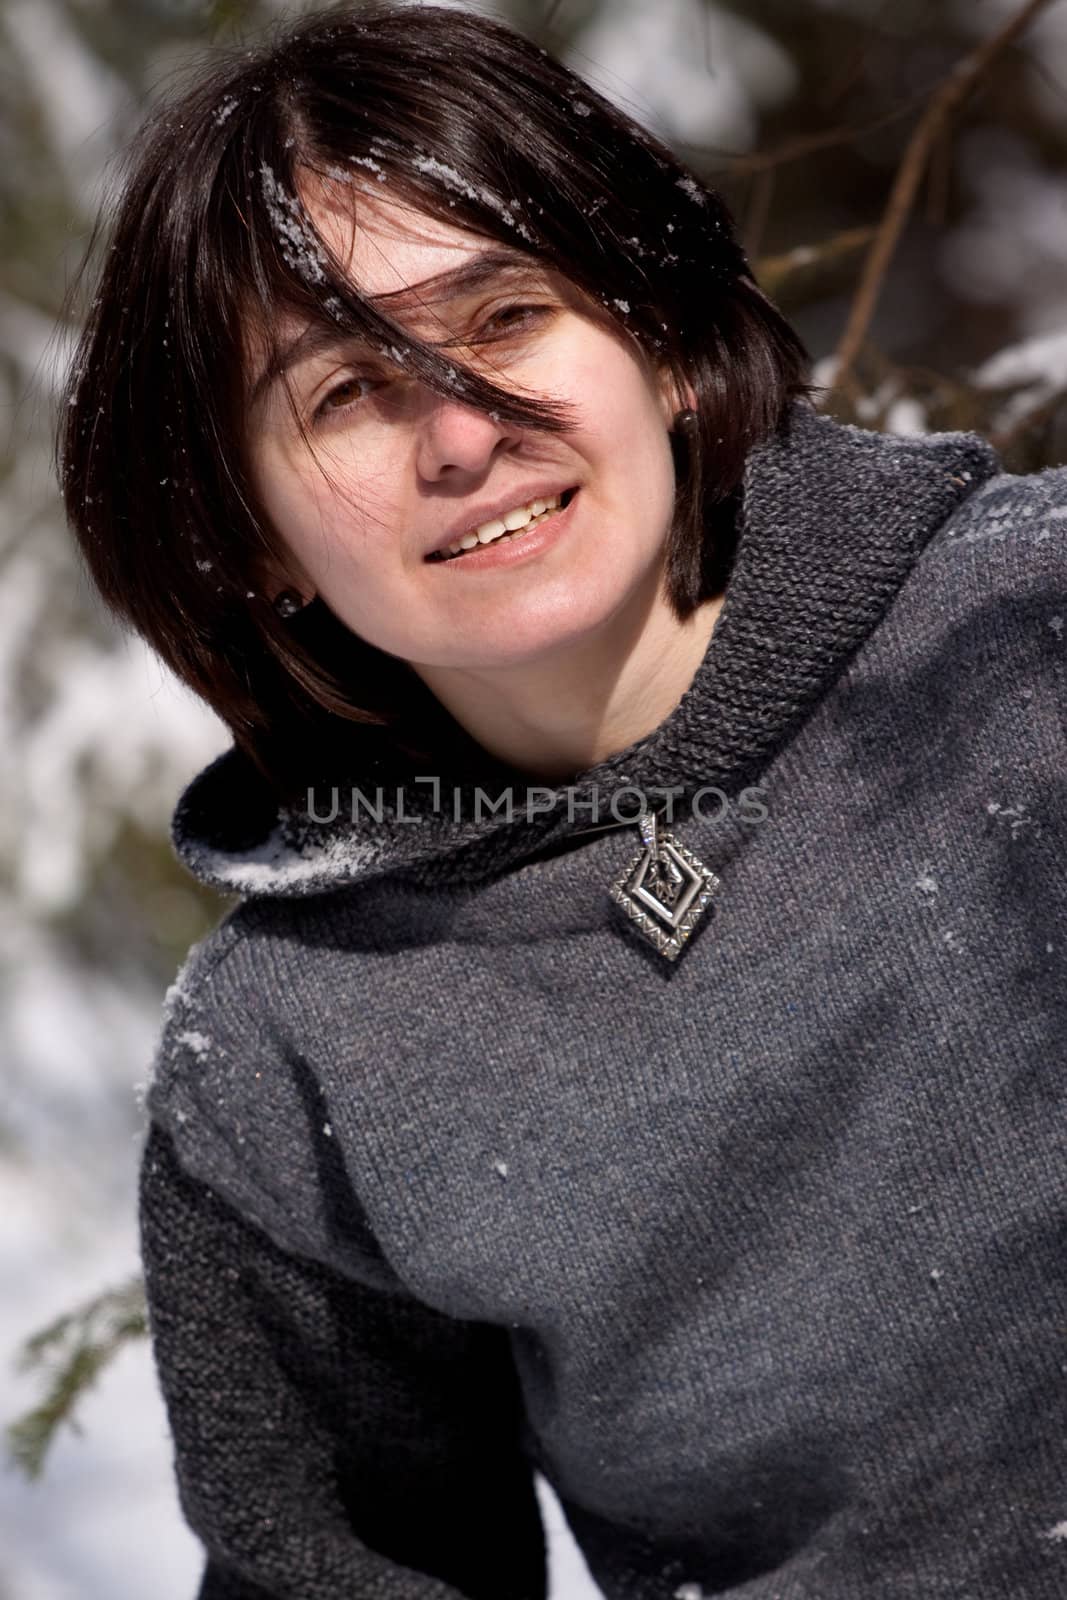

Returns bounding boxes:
[313,374,382,421]
[481,303,551,337]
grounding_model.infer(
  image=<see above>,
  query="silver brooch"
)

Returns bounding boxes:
[609,808,719,960]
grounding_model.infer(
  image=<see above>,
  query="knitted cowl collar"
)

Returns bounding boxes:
[171,401,1000,899]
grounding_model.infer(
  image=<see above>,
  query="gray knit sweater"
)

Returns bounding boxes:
[142,402,1067,1599]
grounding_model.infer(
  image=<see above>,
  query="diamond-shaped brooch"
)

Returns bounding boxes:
[609,808,720,961]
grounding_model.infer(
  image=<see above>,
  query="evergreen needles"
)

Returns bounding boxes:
[5,1277,147,1481]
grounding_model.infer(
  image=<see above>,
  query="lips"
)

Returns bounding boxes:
[425,485,579,561]
[426,485,580,572]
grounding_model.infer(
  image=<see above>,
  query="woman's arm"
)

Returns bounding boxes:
[139,1121,547,1600]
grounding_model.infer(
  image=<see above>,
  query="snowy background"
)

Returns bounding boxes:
[3,0,1067,1594]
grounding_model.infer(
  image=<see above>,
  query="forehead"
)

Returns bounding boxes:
[301,179,494,303]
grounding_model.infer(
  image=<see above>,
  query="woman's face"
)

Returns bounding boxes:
[246,185,683,675]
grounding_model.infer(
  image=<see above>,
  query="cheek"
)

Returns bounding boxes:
[571,345,673,460]
[251,443,396,587]
[591,368,677,501]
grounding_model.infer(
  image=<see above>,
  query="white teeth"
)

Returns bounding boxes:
[443,493,564,558]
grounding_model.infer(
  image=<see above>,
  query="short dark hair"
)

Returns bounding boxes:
[59,1,809,800]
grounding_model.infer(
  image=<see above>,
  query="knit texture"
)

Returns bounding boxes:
[143,403,1067,1598]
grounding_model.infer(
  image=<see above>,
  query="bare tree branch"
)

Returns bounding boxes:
[990,386,1067,452]
[743,168,776,260]
[686,99,922,177]
[756,225,878,297]
[828,0,1057,392]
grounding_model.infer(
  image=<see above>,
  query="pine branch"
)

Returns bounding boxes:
[5,1277,148,1481]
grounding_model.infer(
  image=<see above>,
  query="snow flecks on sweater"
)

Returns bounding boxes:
[931,464,1067,552]
[986,800,1039,840]
[193,823,386,896]
[159,951,199,1033]
[176,1029,212,1058]
[148,928,250,1093]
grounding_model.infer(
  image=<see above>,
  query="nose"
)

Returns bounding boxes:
[414,391,522,482]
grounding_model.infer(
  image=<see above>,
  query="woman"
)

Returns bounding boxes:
[60,4,1067,1598]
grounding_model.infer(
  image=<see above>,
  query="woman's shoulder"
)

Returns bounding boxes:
[145,901,302,1216]
[852,457,1067,674]
[839,457,1065,790]
[143,895,396,1284]
[149,896,303,1076]
[919,459,1067,603]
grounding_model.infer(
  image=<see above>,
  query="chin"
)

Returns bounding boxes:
[484,598,627,666]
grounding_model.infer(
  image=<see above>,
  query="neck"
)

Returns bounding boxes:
[409,584,727,785]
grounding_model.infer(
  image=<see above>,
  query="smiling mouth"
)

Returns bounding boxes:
[427,487,578,562]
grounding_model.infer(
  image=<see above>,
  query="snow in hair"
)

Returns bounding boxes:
[409,154,536,243]
[259,163,330,283]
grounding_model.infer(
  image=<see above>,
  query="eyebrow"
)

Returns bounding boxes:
[249,249,547,409]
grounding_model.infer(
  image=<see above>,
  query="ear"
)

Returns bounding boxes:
[255,552,316,608]
[655,360,698,429]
